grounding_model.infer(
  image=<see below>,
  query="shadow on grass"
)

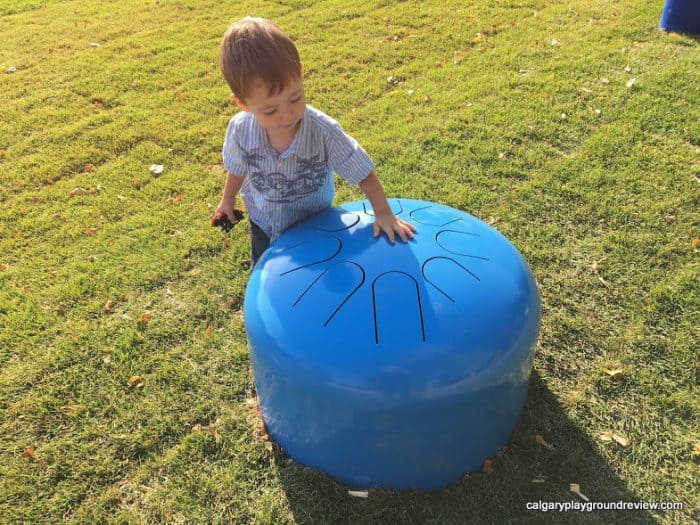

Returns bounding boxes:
[269,371,660,524]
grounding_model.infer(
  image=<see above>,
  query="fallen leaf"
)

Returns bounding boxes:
[349,490,369,498]
[128,375,145,389]
[691,237,700,248]
[149,164,164,175]
[601,77,610,85]
[482,459,494,474]
[498,152,507,159]
[602,366,624,378]
[139,312,153,324]
[535,434,555,450]
[103,300,114,313]
[665,215,677,222]
[90,42,101,47]
[692,443,700,460]
[7,66,17,73]
[167,193,184,203]
[532,476,546,483]
[103,354,113,365]
[612,434,629,447]
[486,216,500,225]
[570,483,590,501]
[21,447,36,459]
[599,431,629,447]
[473,33,484,43]
[624,64,632,73]
[626,78,637,89]
[70,187,88,196]
[84,163,95,172]
[205,326,213,337]
[551,39,559,46]
[60,404,82,415]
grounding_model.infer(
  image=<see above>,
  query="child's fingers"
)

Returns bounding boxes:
[396,224,408,243]
[384,225,396,244]
[401,220,416,239]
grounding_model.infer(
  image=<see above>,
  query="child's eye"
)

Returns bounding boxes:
[291,97,301,104]
[263,108,277,115]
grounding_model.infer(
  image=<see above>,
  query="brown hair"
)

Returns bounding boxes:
[220,17,302,101]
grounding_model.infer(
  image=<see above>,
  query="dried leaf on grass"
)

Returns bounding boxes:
[599,431,629,447]
[570,483,590,501]
[692,443,700,457]
[602,366,624,378]
[128,375,145,389]
[193,420,222,444]
[482,459,494,474]
[535,434,555,450]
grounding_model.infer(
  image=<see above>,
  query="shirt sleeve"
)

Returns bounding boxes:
[325,121,375,185]
[222,117,249,177]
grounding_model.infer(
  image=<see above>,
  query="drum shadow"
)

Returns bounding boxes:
[268,370,660,524]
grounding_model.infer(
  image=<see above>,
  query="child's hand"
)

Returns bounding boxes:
[373,213,416,244]
[211,208,244,232]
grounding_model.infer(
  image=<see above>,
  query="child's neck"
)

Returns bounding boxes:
[266,122,300,154]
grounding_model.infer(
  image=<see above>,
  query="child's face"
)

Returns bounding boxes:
[234,77,306,136]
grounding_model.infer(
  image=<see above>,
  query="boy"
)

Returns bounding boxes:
[213,17,416,267]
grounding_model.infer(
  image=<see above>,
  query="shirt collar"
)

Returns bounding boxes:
[240,106,313,159]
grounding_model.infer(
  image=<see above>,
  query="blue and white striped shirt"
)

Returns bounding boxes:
[222,105,375,241]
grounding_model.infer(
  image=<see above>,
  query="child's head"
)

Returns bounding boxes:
[220,17,302,102]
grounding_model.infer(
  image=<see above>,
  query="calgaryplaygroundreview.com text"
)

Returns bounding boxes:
[526,500,684,513]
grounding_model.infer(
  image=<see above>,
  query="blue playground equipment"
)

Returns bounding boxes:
[660,0,700,34]
[244,199,541,490]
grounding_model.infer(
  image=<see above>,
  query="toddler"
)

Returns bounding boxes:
[214,17,415,267]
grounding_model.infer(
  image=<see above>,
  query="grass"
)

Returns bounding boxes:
[0,0,698,523]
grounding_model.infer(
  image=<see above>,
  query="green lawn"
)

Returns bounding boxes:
[1,0,698,523]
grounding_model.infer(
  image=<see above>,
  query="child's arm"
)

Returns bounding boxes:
[215,171,245,221]
[359,171,416,243]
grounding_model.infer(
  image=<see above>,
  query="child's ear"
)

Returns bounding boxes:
[231,94,249,111]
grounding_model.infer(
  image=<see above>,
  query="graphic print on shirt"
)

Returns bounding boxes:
[244,149,329,203]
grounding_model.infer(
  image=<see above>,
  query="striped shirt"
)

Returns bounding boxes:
[222,105,375,241]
